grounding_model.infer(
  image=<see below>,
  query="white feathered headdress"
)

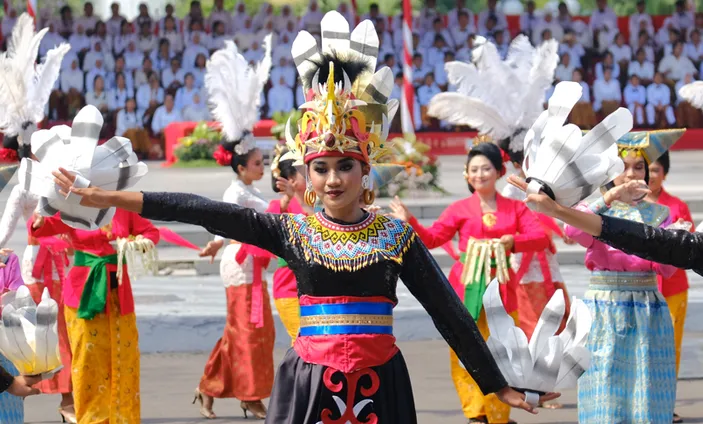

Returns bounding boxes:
[428,35,558,156]
[205,35,272,156]
[678,80,703,109]
[0,13,70,147]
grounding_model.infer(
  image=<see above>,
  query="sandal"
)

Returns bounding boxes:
[673,413,684,423]
[192,388,216,419]
[468,418,488,424]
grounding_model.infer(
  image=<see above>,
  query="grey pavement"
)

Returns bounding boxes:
[21,340,703,424]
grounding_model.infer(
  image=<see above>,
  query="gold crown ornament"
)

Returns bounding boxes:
[284,11,399,166]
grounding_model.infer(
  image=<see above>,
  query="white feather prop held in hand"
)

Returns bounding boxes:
[678,81,703,109]
[482,280,592,405]
[16,104,148,230]
[0,286,63,377]
[522,81,632,208]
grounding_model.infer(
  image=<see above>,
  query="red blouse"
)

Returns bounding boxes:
[657,189,694,297]
[31,209,160,315]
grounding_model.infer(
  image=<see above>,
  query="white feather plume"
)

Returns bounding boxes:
[678,81,703,109]
[0,13,70,141]
[431,36,558,147]
[205,34,273,142]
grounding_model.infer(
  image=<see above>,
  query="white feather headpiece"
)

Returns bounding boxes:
[17,105,148,230]
[678,80,703,109]
[0,13,71,145]
[0,286,63,378]
[522,81,632,208]
[483,280,592,405]
[205,35,272,155]
[428,35,558,152]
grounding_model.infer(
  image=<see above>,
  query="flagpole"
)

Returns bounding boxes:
[26,0,36,21]
[401,0,415,136]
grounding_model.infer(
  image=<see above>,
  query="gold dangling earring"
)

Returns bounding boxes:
[304,179,316,207]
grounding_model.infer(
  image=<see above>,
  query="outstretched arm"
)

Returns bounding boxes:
[400,236,559,413]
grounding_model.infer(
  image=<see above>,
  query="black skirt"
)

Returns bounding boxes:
[266,349,418,423]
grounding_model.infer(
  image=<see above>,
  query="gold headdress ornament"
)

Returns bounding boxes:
[284,11,399,166]
[270,144,286,179]
[616,129,685,164]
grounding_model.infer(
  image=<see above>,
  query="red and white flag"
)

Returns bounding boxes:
[26,0,36,19]
[400,0,415,135]
[3,0,9,16]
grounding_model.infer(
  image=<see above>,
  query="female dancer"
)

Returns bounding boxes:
[0,135,76,422]
[267,147,310,344]
[47,56,555,423]
[517,131,682,423]
[192,34,275,419]
[389,142,550,424]
[646,151,692,424]
[194,139,274,420]
[30,208,160,424]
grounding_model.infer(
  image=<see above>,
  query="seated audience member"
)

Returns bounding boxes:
[595,51,620,81]
[114,19,137,56]
[593,67,622,116]
[108,72,131,113]
[69,23,92,59]
[117,97,151,159]
[624,74,647,126]
[183,92,212,122]
[56,58,85,119]
[136,72,165,124]
[137,22,157,55]
[555,52,575,82]
[150,93,182,158]
[417,73,441,129]
[134,57,155,88]
[151,39,174,72]
[174,73,201,110]
[629,48,655,86]
[660,41,697,83]
[162,58,187,92]
[267,76,294,118]
[569,68,597,129]
[646,72,677,127]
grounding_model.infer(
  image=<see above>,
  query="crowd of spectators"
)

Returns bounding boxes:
[0,0,700,158]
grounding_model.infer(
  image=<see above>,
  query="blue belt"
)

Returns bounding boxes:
[298,302,393,336]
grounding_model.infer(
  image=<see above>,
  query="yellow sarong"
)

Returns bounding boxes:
[666,291,688,376]
[274,297,300,345]
[65,290,140,424]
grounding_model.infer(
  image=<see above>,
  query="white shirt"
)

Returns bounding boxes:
[85,90,109,110]
[107,71,135,94]
[577,81,591,103]
[629,13,654,39]
[68,33,91,52]
[209,34,229,51]
[270,66,297,89]
[124,50,144,72]
[267,84,294,117]
[624,84,646,106]
[136,85,164,115]
[151,106,182,134]
[533,21,563,44]
[182,45,210,71]
[559,43,585,67]
[595,62,620,81]
[647,83,672,106]
[116,109,141,136]
[175,86,200,110]
[162,68,187,89]
[39,32,66,57]
[589,7,617,31]
[593,78,622,110]
[477,8,508,34]
[520,12,542,35]
[75,16,98,34]
[183,104,212,122]
[450,26,474,51]
[434,62,449,86]
[628,61,655,81]
[85,68,108,93]
[89,35,114,54]
[108,88,130,110]
[659,54,697,81]
[555,63,574,82]
[417,83,440,106]
[672,11,695,31]
[137,35,157,54]
[161,31,184,54]
[272,43,293,66]
[114,34,137,55]
[60,68,84,93]
[214,179,269,244]
[609,44,632,63]
[106,16,125,36]
[686,41,703,62]
[447,8,475,31]
[208,9,233,34]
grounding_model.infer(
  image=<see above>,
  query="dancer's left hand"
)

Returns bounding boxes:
[507,175,561,217]
[52,168,111,209]
[496,387,560,414]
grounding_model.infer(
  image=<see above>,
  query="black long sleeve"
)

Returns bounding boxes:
[598,214,703,276]
[0,365,13,393]
[400,237,508,395]
[140,192,287,258]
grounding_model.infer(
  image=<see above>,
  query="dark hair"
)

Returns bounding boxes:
[3,135,30,159]
[223,133,258,175]
[272,155,298,192]
[498,137,523,166]
[655,151,670,175]
[466,143,504,192]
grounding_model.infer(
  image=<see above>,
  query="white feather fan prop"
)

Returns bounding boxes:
[523,81,632,208]
[678,81,703,109]
[428,35,558,148]
[17,105,148,230]
[205,35,272,153]
[0,286,63,377]
[483,280,592,405]
[0,13,70,145]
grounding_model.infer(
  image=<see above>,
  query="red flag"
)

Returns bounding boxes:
[157,227,200,251]
[26,0,36,20]
[3,0,9,16]
[401,0,415,135]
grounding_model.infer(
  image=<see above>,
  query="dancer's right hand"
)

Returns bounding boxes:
[603,180,650,206]
[52,168,113,209]
[8,375,41,397]
[199,240,224,263]
[31,212,45,230]
[388,196,412,222]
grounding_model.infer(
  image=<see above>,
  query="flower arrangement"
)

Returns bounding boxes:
[379,134,446,198]
[271,109,302,142]
[173,122,222,164]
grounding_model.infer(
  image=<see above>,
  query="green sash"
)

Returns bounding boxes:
[459,253,509,321]
[74,251,118,320]
[277,257,288,267]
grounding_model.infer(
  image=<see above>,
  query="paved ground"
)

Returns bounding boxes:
[21,340,703,424]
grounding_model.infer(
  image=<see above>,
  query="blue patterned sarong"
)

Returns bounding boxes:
[0,353,23,424]
[578,271,676,423]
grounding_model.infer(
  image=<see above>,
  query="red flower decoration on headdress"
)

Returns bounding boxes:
[499,148,511,164]
[0,148,19,163]
[213,145,232,167]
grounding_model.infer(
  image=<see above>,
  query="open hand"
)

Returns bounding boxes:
[52,168,111,209]
[496,387,560,414]
[7,375,42,398]
[275,177,295,199]
[603,180,650,205]
[199,240,224,263]
[388,196,412,222]
[507,175,561,217]
[366,205,382,214]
